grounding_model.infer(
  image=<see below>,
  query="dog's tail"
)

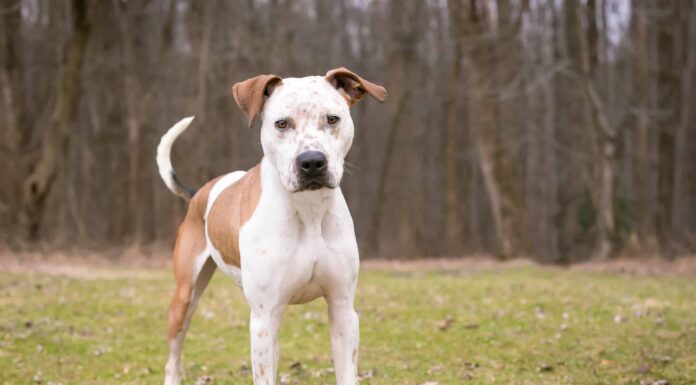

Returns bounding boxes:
[156,116,197,201]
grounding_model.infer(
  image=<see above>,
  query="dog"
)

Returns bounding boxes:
[156,68,387,385]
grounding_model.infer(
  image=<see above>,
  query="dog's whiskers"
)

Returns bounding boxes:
[344,161,359,170]
[343,161,358,175]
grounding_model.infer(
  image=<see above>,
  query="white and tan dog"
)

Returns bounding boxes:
[156,68,387,385]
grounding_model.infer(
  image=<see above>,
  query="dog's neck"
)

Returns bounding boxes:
[261,157,336,233]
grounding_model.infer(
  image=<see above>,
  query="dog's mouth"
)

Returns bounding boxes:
[295,176,335,192]
[304,180,325,191]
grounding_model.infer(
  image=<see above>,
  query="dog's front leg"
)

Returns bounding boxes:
[327,296,359,385]
[249,304,286,385]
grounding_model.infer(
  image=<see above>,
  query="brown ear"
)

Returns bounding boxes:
[325,67,388,106]
[232,74,283,128]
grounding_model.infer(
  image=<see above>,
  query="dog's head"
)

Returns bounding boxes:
[232,68,387,192]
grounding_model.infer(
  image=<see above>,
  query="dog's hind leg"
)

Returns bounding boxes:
[164,220,216,385]
[164,256,215,385]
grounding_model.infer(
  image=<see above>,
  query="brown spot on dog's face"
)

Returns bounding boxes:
[352,348,357,363]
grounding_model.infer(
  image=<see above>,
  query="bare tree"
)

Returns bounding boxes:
[20,0,90,240]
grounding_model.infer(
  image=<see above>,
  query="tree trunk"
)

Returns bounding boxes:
[467,44,512,257]
[0,0,26,244]
[574,0,617,259]
[366,1,416,257]
[20,0,90,240]
[672,2,696,250]
[444,0,465,253]
[655,1,678,256]
[366,84,411,257]
[465,0,526,259]
[633,4,658,253]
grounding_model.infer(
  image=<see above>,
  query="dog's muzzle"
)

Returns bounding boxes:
[295,151,332,191]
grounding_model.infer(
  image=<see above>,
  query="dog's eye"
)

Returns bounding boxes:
[275,119,288,130]
[327,115,340,125]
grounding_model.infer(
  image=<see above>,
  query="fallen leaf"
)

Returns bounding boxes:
[653,355,672,364]
[427,364,442,374]
[236,363,251,376]
[279,372,291,385]
[535,306,546,320]
[437,317,454,331]
[194,375,213,385]
[93,346,110,356]
[640,380,669,385]
[464,361,480,369]
[358,369,376,380]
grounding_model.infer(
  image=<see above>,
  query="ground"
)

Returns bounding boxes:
[1,258,694,385]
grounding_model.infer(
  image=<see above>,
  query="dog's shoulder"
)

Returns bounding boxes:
[205,163,262,266]
[185,163,259,218]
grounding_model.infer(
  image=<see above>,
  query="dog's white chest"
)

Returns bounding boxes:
[284,232,330,304]
[250,197,333,303]
[242,187,356,305]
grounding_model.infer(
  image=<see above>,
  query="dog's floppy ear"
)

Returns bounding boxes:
[232,74,283,128]
[325,67,388,107]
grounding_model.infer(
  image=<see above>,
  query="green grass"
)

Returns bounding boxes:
[1,266,694,384]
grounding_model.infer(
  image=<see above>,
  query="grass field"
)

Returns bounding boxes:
[1,262,694,385]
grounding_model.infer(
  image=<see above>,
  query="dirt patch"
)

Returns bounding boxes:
[572,256,696,277]
[2,247,695,277]
[0,246,171,279]
[363,256,696,277]
[361,256,536,272]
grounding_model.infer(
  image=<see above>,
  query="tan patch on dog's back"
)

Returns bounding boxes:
[207,163,262,267]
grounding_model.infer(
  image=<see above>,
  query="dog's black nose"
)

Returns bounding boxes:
[296,151,327,176]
